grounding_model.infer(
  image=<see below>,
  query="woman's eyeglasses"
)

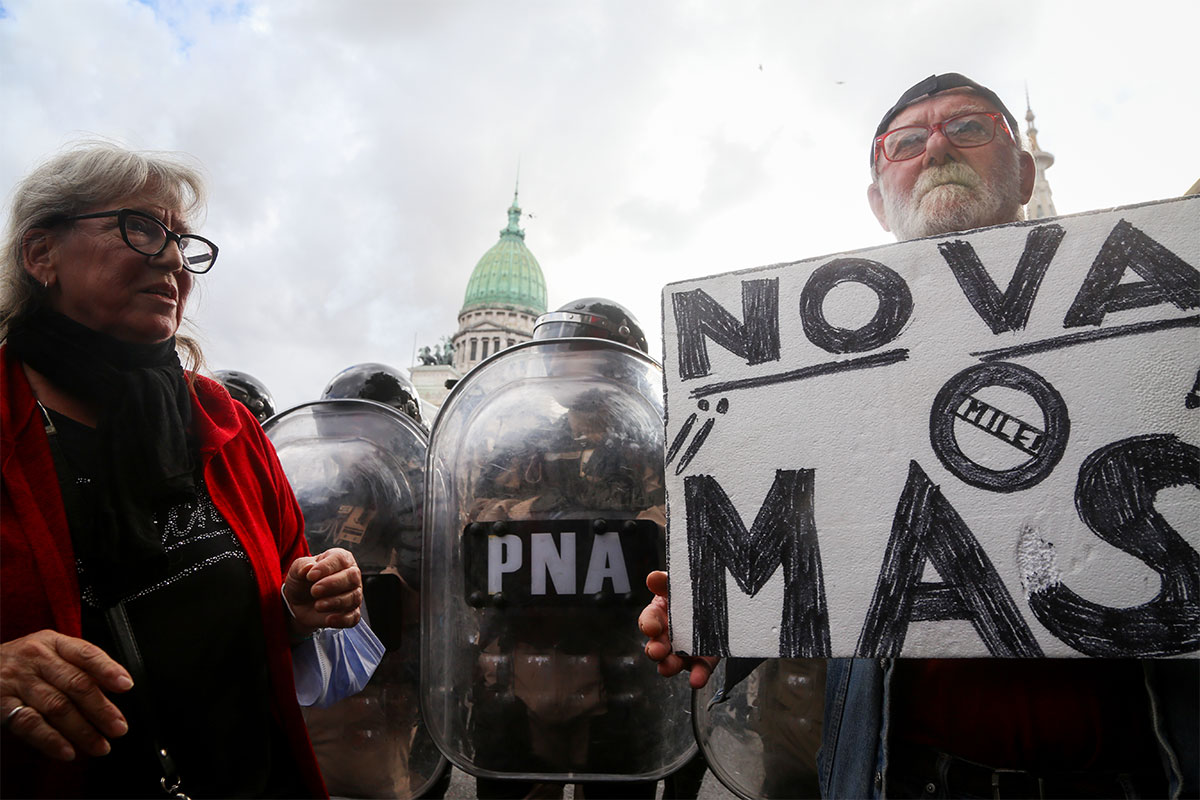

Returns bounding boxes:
[60,208,218,274]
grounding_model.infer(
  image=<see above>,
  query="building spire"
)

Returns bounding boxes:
[1024,85,1041,151]
[503,170,525,240]
[1023,87,1058,220]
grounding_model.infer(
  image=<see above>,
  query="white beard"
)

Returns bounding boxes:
[882,155,1024,241]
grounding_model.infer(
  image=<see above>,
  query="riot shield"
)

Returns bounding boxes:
[265,399,449,799]
[422,339,696,783]
[692,658,825,800]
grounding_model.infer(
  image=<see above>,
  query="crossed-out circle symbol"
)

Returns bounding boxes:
[930,362,1070,493]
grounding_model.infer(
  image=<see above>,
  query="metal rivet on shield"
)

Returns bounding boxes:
[466,522,483,537]
[491,521,508,536]
[467,591,485,608]
[490,592,508,609]
[621,520,638,534]
[592,519,608,533]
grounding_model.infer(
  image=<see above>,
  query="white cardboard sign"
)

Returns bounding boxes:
[663,197,1199,658]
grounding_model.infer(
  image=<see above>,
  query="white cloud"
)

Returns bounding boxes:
[3,0,1197,410]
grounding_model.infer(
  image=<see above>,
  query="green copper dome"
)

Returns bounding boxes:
[461,190,548,316]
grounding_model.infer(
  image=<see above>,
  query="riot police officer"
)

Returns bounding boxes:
[267,399,448,798]
[536,300,710,800]
[423,299,699,800]
[213,369,276,424]
[323,362,425,428]
[531,298,649,353]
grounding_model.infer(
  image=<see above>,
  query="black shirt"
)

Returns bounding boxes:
[47,408,305,798]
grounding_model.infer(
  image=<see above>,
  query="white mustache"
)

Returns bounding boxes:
[914,163,982,199]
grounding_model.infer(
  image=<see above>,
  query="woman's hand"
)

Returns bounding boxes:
[0,630,132,760]
[637,570,719,689]
[283,548,364,637]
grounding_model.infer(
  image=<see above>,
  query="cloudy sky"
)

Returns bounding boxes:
[2,0,1196,411]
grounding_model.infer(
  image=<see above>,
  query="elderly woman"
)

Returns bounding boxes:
[0,144,365,798]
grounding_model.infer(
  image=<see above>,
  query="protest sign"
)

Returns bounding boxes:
[663,196,1199,658]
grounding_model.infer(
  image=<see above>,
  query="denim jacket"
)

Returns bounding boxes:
[818,658,1198,799]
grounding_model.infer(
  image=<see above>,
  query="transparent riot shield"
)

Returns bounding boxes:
[692,658,825,800]
[265,399,449,799]
[422,339,697,783]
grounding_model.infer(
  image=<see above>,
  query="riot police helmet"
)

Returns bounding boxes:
[323,362,423,426]
[214,369,276,424]
[532,297,649,353]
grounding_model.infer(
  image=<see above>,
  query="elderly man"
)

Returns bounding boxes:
[866,73,1032,239]
[641,74,1197,799]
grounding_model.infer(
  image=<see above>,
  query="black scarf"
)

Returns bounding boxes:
[8,309,197,604]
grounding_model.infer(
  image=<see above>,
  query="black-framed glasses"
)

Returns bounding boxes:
[60,208,219,274]
[873,111,1013,165]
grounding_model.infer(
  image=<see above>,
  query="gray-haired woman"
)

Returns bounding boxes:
[0,143,367,798]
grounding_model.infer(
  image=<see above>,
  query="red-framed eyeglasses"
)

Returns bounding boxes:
[873,111,1014,165]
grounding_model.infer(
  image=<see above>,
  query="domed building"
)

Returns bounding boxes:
[451,188,548,373]
[410,188,549,407]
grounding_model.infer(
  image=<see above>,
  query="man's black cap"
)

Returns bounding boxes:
[872,73,1020,167]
